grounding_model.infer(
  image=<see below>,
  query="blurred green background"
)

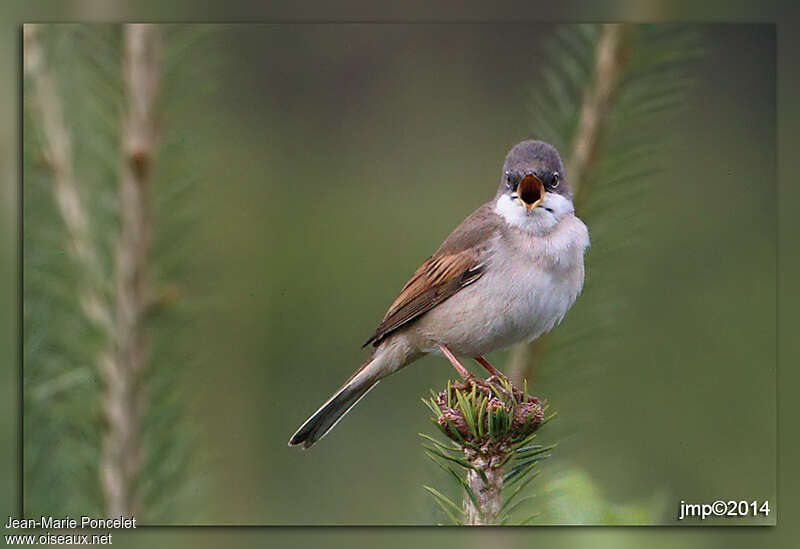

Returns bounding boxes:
[19,22,775,526]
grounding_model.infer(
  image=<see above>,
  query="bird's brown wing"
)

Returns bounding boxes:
[362,203,498,347]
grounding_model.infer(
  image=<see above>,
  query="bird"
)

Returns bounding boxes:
[289,140,590,449]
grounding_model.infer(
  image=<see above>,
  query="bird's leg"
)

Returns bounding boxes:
[475,356,503,378]
[438,344,473,380]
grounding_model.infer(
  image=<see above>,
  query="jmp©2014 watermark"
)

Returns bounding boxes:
[678,500,771,520]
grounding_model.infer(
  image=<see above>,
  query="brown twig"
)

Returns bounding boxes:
[98,23,162,518]
[507,24,629,385]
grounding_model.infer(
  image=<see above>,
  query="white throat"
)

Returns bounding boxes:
[493,192,575,234]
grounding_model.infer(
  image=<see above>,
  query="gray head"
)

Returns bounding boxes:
[494,140,575,232]
[497,140,570,200]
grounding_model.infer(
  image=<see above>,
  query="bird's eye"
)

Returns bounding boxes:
[505,171,519,190]
[551,172,560,188]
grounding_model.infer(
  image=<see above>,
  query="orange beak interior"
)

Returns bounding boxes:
[518,175,544,209]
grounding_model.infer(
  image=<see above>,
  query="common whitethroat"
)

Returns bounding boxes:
[289,140,589,448]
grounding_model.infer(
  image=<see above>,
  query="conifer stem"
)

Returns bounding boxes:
[568,23,628,207]
[507,23,629,386]
[23,24,112,332]
[98,24,161,518]
[463,452,504,525]
[24,22,162,518]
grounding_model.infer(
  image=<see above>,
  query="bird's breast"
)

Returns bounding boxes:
[414,214,589,356]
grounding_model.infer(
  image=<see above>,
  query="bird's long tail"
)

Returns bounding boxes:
[288,344,404,449]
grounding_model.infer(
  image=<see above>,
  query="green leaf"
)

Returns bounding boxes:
[462,481,479,511]
[500,495,538,523]
[476,394,488,438]
[504,460,539,488]
[515,444,543,453]
[446,379,452,408]
[423,485,463,524]
[422,445,473,471]
[421,397,439,417]
[440,415,464,444]
[474,464,489,486]
[514,443,557,461]
[488,383,505,401]
[430,456,479,511]
[418,432,460,452]
[540,411,558,426]
[454,389,477,439]
[508,455,550,477]
[519,512,541,525]
[500,470,542,515]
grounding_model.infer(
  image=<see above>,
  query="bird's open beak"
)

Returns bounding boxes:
[517,174,545,210]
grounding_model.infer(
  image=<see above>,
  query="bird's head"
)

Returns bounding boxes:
[494,140,574,233]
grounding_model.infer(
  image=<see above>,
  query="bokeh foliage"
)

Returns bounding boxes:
[23,24,217,520]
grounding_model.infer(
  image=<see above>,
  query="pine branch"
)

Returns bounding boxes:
[98,24,162,518]
[23,24,112,332]
[25,24,210,520]
[568,23,628,208]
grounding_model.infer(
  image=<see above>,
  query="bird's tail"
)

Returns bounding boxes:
[288,345,403,449]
